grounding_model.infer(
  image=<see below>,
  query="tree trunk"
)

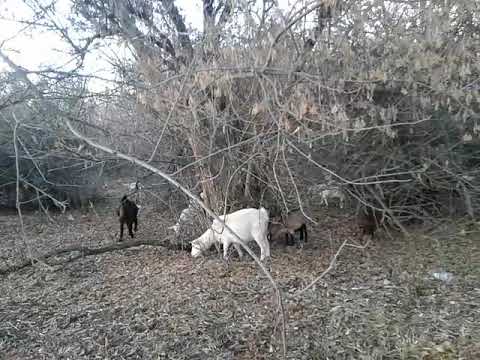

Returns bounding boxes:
[187,135,222,213]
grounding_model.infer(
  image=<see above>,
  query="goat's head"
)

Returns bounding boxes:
[191,238,203,257]
[191,229,215,258]
[267,215,286,242]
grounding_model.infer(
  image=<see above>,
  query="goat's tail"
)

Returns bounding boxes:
[259,207,270,239]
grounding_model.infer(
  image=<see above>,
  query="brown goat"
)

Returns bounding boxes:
[268,210,308,247]
[268,220,286,243]
[117,195,139,241]
[357,207,382,240]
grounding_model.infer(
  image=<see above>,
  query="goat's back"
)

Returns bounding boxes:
[284,210,306,228]
[119,198,138,221]
[212,207,269,241]
[269,222,288,242]
[357,208,380,236]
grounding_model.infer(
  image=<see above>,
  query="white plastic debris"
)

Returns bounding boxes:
[431,271,454,283]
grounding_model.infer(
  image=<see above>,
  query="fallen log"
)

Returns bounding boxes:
[0,235,183,275]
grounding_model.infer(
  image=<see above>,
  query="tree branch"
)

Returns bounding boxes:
[0,236,176,275]
[161,0,193,60]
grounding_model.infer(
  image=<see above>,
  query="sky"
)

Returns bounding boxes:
[0,0,295,86]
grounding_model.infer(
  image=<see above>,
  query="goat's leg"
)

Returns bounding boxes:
[261,240,271,268]
[258,242,266,261]
[233,243,244,260]
[285,232,291,246]
[294,229,300,249]
[297,224,307,243]
[119,221,124,241]
[214,242,222,258]
[320,193,326,207]
[127,222,134,238]
[223,240,231,261]
[254,234,270,261]
[286,231,296,246]
[290,232,296,246]
[263,238,271,259]
[296,226,304,249]
[133,217,138,232]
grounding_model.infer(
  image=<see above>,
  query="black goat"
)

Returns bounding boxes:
[358,207,383,240]
[117,195,139,241]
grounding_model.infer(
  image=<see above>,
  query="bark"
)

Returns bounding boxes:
[0,236,176,275]
[187,135,222,212]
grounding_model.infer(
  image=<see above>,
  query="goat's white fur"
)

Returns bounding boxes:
[191,207,270,261]
[124,182,143,191]
[309,184,345,208]
[168,196,205,234]
[320,188,345,208]
[168,205,196,234]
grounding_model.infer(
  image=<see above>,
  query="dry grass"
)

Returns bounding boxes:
[0,181,479,359]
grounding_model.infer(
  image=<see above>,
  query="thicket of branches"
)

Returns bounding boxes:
[0,73,106,210]
[1,0,480,228]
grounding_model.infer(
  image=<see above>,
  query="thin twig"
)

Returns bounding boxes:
[294,238,348,298]
[287,139,411,186]
[11,113,33,265]
[281,143,318,225]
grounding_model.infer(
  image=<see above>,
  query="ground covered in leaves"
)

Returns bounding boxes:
[0,184,479,359]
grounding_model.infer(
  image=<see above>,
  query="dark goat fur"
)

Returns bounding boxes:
[117,195,139,241]
[268,210,308,247]
[357,207,382,239]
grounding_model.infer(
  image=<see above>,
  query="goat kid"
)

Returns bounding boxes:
[117,195,139,241]
[191,207,270,261]
[268,210,308,247]
[309,183,345,208]
[168,193,207,234]
[357,207,384,241]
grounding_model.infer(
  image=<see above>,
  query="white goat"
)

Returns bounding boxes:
[321,187,345,208]
[169,201,199,234]
[191,207,270,261]
[168,193,206,234]
[309,183,345,208]
[123,181,144,191]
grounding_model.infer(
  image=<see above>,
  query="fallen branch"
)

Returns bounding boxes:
[294,235,373,298]
[294,237,348,297]
[0,236,177,275]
